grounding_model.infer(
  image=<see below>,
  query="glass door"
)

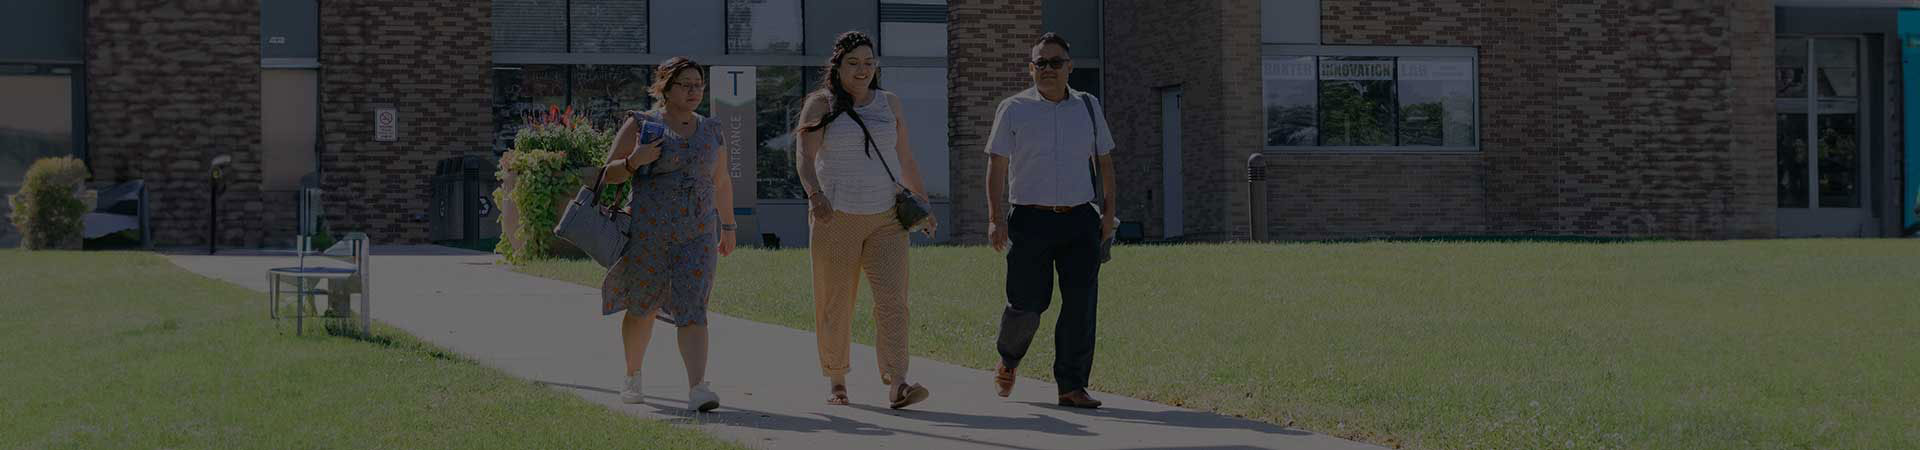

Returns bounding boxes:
[1776,37,1872,236]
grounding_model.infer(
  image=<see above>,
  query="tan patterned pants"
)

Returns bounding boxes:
[809,208,910,384]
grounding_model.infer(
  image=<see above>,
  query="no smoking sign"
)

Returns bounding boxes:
[375,107,397,142]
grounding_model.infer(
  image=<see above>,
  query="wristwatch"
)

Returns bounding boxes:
[719,223,738,231]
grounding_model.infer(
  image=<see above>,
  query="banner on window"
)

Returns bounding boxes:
[1264,57,1316,81]
[1319,59,1394,81]
[1398,59,1473,82]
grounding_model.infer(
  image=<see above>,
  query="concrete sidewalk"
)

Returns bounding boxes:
[168,246,1380,450]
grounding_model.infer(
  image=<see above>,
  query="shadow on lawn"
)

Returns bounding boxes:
[318,320,462,361]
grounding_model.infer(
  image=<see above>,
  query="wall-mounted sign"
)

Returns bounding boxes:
[375,107,397,142]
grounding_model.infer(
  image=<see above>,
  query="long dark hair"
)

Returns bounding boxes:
[799,31,881,133]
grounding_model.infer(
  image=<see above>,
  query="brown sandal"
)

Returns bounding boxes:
[827,384,849,406]
[889,382,930,410]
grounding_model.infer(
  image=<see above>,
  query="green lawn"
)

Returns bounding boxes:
[518,239,1920,450]
[0,250,742,450]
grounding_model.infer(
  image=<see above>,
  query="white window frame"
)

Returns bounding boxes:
[1263,44,1482,153]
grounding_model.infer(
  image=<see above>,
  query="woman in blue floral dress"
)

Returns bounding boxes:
[596,57,737,412]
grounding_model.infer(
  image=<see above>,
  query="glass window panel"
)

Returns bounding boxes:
[1818,113,1859,208]
[492,65,569,151]
[1317,57,1396,146]
[1815,39,1858,99]
[1777,113,1809,208]
[1068,68,1100,100]
[570,65,652,132]
[493,0,566,53]
[879,22,944,57]
[755,66,809,200]
[884,67,950,200]
[1776,38,1807,99]
[1397,57,1475,147]
[0,74,75,190]
[571,0,648,54]
[1263,56,1317,146]
[261,69,318,191]
[726,0,804,55]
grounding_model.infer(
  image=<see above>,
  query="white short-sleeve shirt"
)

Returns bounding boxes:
[983,87,1116,207]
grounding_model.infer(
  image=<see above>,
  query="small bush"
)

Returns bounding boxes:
[7,156,91,250]
[496,105,623,263]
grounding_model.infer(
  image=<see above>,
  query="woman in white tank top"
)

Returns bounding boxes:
[794,31,936,410]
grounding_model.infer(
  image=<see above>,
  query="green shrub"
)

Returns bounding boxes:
[496,106,624,263]
[7,156,91,250]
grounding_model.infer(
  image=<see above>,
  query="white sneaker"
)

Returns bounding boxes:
[688,382,720,412]
[620,373,645,404]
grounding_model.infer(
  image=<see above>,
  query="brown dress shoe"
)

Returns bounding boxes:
[1058,389,1102,409]
[994,362,1016,397]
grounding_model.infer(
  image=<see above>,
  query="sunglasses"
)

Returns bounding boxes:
[1030,57,1071,70]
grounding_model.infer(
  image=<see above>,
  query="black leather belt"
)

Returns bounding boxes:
[1015,204,1088,214]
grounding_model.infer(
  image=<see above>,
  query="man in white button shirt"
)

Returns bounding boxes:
[984,32,1117,409]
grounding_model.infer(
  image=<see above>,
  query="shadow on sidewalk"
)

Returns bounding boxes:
[535,380,1060,450]
[848,403,1096,436]
[1107,447,1276,450]
[1016,402,1307,436]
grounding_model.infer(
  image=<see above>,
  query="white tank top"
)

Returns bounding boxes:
[816,92,902,215]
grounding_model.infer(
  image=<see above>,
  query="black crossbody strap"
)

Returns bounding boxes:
[844,102,909,192]
[1079,92,1104,209]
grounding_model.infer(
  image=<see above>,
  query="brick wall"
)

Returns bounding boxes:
[87,0,264,247]
[1302,0,1776,240]
[318,0,493,244]
[1265,154,1489,238]
[948,0,1044,244]
[1728,0,1777,238]
[1102,0,1262,242]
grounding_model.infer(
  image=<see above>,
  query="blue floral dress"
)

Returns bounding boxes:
[601,111,722,326]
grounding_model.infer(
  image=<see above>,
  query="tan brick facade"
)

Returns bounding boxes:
[318,0,493,244]
[948,0,1045,245]
[87,0,265,247]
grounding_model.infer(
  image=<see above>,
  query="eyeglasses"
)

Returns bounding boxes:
[1030,57,1071,70]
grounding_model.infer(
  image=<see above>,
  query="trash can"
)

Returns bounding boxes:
[458,155,503,245]
[429,155,502,247]
[429,159,456,242]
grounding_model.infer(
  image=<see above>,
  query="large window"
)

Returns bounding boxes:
[570,0,648,54]
[493,65,665,152]
[493,0,567,53]
[726,0,804,55]
[0,66,77,190]
[491,65,568,151]
[1264,46,1478,151]
[494,0,648,54]
[754,66,813,200]
[571,65,653,132]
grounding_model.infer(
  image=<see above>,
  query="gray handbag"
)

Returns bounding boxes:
[554,166,631,268]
